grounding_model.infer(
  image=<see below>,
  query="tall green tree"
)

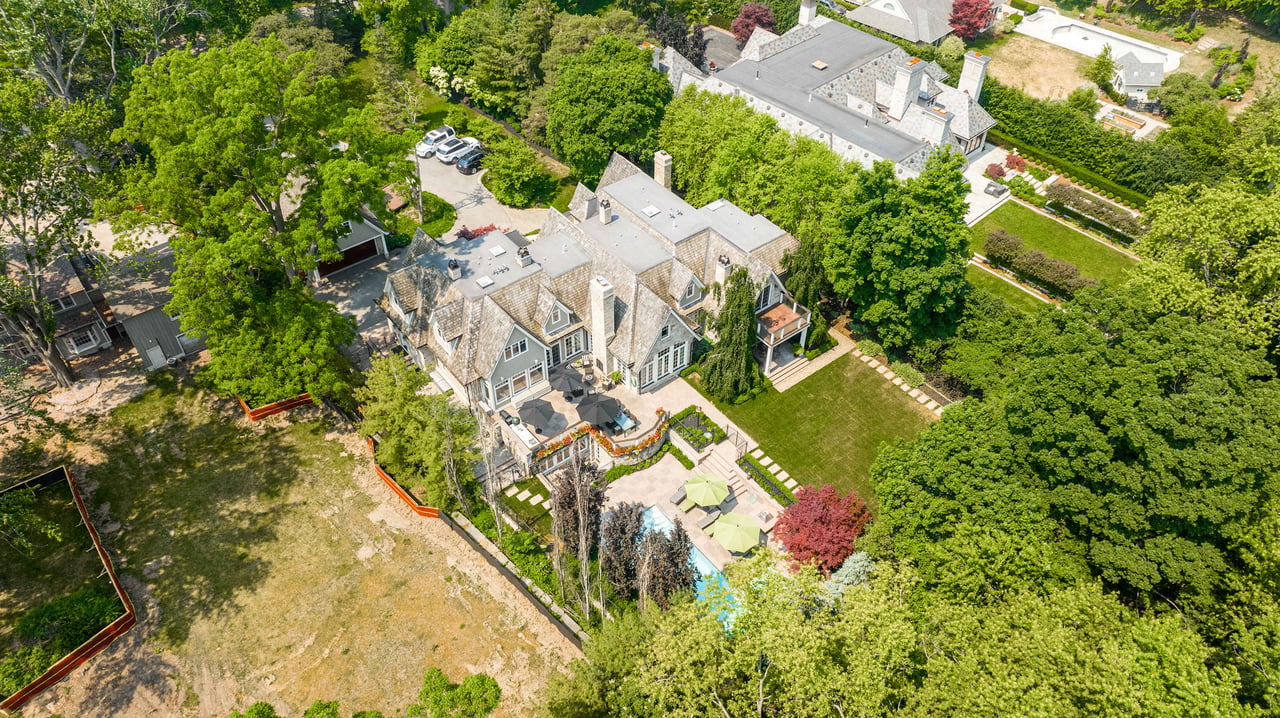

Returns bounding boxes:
[107,37,410,402]
[908,583,1247,717]
[824,150,971,350]
[544,34,672,183]
[701,267,763,403]
[1001,286,1280,612]
[1228,91,1280,189]
[0,487,62,555]
[1129,179,1280,349]
[356,358,480,512]
[0,77,107,388]
[359,0,443,64]
[1151,72,1217,119]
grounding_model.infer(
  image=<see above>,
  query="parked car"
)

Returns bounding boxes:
[455,147,487,175]
[414,126,454,158]
[436,136,481,164]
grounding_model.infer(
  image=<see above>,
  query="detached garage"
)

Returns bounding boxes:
[311,215,389,282]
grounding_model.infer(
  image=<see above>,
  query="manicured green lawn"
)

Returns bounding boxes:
[501,478,552,538]
[966,263,1051,315]
[715,354,934,510]
[972,201,1137,285]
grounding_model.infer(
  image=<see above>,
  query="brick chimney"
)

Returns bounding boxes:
[959,50,991,97]
[589,276,615,372]
[653,150,673,189]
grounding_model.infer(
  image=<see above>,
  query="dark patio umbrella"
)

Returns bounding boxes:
[518,399,560,432]
[577,394,623,426]
[549,369,582,393]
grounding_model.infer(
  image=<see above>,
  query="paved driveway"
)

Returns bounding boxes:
[313,251,403,368]
[414,154,548,237]
[963,144,1011,226]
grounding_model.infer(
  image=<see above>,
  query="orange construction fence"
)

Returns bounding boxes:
[236,393,313,422]
[1,468,138,715]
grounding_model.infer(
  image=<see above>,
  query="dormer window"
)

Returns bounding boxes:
[684,284,698,300]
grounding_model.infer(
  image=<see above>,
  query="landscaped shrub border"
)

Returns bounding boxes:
[737,454,795,506]
[603,441,693,483]
[671,405,727,452]
[1008,0,1039,13]
[986,129,1149,209]
[982,229,1097,298]
[0,468,137,714]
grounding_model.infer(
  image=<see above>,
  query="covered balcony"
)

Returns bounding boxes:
[756,300,811,377]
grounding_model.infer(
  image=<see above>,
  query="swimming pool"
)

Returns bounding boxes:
[643,506,719,577]
[1017,8,1183,73]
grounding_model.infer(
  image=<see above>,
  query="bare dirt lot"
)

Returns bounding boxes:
[18,381,578,717]
[984,34,1090,99]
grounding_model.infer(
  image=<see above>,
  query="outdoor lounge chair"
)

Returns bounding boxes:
[697,510,720,530]
[671,486,687,505]
[679,498,696,512]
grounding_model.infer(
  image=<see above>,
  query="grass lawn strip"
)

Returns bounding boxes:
[966,263,1051,314]
[973,201,1137,285]
[704,354,934,511]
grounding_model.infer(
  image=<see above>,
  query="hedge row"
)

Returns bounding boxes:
[1008,0,1040,13]
[1044,184,1145,245]
[983,230,1098,298]
[987,129,1150,208]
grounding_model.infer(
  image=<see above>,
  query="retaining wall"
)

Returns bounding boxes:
[0,468,138,715]
[236,393,313,422]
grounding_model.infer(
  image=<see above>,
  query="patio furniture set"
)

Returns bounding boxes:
[671,474,764,555]
[505,362,639,438]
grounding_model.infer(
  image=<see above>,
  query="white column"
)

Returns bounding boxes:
[765,343,775,377]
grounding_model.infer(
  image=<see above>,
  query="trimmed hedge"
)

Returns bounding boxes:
[1044,184,1145,242]
[986,129,1150,208]
[982,230,1097,298]
[1008,0,1039,13]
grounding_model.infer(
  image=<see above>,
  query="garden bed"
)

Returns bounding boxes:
[1,470,132,711]
[670,406,726,452]
[972,201,1137,285]
[737,454,795,507]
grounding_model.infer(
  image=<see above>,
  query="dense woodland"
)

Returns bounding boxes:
[3,0,1280,716]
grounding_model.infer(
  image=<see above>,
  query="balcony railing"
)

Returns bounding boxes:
[756,302,812,346]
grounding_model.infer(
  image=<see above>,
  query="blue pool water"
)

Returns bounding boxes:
[642,506,719,577]
[641,506,737,624]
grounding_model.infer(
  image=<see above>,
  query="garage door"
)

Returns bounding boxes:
[317,240,379,278]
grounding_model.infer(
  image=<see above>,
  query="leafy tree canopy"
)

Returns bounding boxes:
[544,34,672,183]
[701,267,764,403]
[107,36,409,401]
[774,485,871,576]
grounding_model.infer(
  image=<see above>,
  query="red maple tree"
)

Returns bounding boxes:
[732,3,776,44]
[949,0,993,41]
[774,485,870,576]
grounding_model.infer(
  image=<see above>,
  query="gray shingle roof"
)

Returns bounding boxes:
[716,24,929,162]
[1115,51,1164,86]
[101,243,176,319]
[850,0,956,44]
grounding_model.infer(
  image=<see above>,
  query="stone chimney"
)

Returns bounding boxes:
[599,198,614,224]
[446,259,462,281]
[959,50,991,97]
[798,0,817,26]
[589,276,615,372]
[921,106,953,146]
[888,57,925,121]
[653,150,673,189]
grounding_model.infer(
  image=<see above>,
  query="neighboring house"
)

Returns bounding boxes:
[851,0,990,45]
[100,244,204,371]
[659,0,997,176]
[381,153,810,416]
[1,256,112,365]
[310,214,390,283]
[1113,51,1164,100]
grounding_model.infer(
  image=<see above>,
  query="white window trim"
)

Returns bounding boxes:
[503,338,528,361]
[51,295,78,312]
[68,328,98,353]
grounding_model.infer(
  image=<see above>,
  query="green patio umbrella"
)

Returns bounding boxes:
[709,513,763,554]
[684,474,730,507]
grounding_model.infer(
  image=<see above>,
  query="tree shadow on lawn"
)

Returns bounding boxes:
[81,388,307,647]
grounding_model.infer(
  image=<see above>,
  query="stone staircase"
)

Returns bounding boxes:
[698,443,749,493]
[766,355,811,387]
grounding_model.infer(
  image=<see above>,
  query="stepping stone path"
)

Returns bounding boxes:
[750,448,765,459]
[759,456,773,467]
[504,485,520,496]
[767,463,781,474]
[783,478,798,489]
[515,489,532,502]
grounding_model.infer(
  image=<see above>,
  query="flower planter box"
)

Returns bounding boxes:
[236,393,313,422]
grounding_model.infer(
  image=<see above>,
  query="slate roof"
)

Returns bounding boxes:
[850,0,956,44]
[716,23,930,162]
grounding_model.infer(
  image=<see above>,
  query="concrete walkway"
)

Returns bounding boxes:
[964,144,1012,226]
